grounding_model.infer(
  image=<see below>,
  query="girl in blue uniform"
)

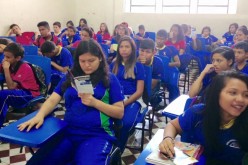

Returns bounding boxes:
[159,71,248,165]
[189,46,235,97]
[110,35,145,153]
[18,39,124,165]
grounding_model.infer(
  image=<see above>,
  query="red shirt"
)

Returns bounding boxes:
[96,31,111,41]
[34,34,62,48]
[0,62,40,97]
[16,32,35,45]
[165,40,186,51]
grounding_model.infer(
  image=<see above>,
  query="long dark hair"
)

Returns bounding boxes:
[62,39,109,93]
[112,36,137,79]
[169,24,185,42]
[211,46,235,67]
[203,71,248,154]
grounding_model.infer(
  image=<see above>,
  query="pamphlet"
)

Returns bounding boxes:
[74,75,94,94]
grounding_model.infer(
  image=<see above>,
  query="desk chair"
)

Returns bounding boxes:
[0,36,16,42]
[6,55,51,121]
[0,111,67,154]
[23,45,38,55]
[100,43,110,58]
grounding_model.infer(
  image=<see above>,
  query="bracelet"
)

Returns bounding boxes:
[163,136,174,141]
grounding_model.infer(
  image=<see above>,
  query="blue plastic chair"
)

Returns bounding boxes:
[0,36,16,42]
[23,45,38,55]
[146,32,156,41]
[100,43,110,58]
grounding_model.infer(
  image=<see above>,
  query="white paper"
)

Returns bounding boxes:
[74,76,94,94]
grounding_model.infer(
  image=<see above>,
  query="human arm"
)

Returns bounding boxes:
[6,28,13,36]
[124,80,144,106]
[18,92,62,131]
[159,118,182,158]
[51,61,69,73]
[2,60,18,89]
[189,64,214,97]
[169,55,180,67]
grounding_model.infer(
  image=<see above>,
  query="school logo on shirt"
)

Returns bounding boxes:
[17,74,21,78]
[226,139,240,149]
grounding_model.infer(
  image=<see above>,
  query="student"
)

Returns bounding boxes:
[159,71,248,165]
[40,41,73,94]
[233,41,248,75]
[61,26,81,47]
[189,46,235,98]
[77,18,88,31]
[96,23,111,45]
[138,39,164,108]
[18,39,124,165]
[34,21,62,48]
[235,26,248,43]
[52,21,62,38]
[222,23,239,45]
[181,24,197,50]
[71,27,93,48]
[200,26,219,47]
[156,29,180,67]
[165,24,186,55]
[7,24,37,45]
[0,38,12,63]
[0,43,40,127]
[135,25,149,50]
[112,25,119,38]
[61,20,75,35]
[110,36,145,153]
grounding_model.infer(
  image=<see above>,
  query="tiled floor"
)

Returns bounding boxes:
[0,61,199,165]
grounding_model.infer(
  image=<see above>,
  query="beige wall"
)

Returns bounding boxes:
[0,0,75,35]
[0,0,247,38]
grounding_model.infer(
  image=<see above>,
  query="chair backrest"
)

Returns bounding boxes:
[146,32,156,41]
[23,55,51,86]
[0,36,16,42]
[100,43,110,58]
[178,53,193,72]
[23,45,38,56]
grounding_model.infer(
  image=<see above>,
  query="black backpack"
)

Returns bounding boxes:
[27,63,47,96]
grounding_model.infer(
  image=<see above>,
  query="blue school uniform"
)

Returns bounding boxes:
[222,32,234,42]
[62,34,81,47]
[157,45,178,62]
[110,62,145,153]
[27,73,124,165]
[179,104,246,165]
[234,63,248,75]
[49,47,73,94]
[203,35,218,46]
[0,53,3,63]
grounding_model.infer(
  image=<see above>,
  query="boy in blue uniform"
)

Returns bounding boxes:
[18,39,124,165]
[40,41,73,94]
[138,38,164,108]
[233,41,248,75]
[156,29,180,102]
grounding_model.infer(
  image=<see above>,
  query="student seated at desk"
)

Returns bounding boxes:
[0,38,13,63]
[110,36,145,153]
[233,41,248,75]
[0,43,40,127]
[189,46,235,97]
[159,71,248,165]
[40,41,73,94]
[138,38,164,108]
[18,39,124,165]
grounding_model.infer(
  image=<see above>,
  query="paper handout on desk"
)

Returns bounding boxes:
[74,75,94,94]
[146,141,201,165]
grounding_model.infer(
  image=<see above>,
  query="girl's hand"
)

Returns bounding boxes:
[17,115,44,132]
[202,64,214,75]
[159,137,175,158]
[78,93,97,107]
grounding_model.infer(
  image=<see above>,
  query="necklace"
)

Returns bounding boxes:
[220,119,235,130]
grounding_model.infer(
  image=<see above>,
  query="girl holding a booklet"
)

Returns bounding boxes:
[18,39,124,165]
[159,71,248,165]
[110,35,145,153]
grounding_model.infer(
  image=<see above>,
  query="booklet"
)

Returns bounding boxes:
[73,75,94,94]
[146,141,202,165]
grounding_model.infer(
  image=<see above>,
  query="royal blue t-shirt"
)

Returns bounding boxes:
[179,104,245,165]
[54,73,124,140]
[222,32,234,42]
[51,47,73,74]
[110,62,145,95]
[157,45,178,62]
[234,63,248,75]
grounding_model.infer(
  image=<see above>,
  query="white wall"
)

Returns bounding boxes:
[0,0,247,38]
[0,0,75,35]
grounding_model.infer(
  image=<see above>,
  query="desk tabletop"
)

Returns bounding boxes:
[0,111,67,148]
[162,95,189,116]
[134,129,163,165]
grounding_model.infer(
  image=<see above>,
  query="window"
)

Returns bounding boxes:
[124,0,237,14]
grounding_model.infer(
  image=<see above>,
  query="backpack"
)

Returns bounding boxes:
[27,63,47,96]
